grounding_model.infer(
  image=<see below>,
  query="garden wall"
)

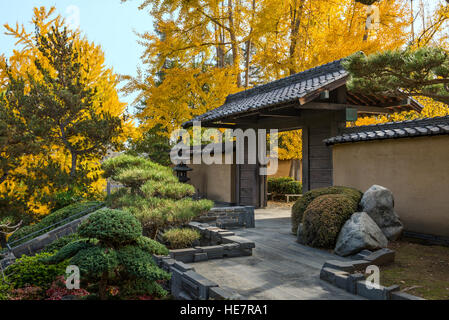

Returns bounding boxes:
[188,153,236,204]
[195,206,255,229]
[332,135,449,238]
[9,212,95,258]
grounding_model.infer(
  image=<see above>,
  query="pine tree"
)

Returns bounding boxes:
[5,25,124,189]
[343,48,449,105]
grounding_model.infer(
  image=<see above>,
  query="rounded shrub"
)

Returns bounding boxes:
[43,208,170,300]
[302,194,358,249]
[78,208,142,246]
[291,186,362,234]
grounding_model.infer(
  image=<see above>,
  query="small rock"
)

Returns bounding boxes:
[335,212,388,257]
[360,185,403,241]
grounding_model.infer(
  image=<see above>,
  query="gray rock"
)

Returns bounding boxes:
[296,223,305,244]
[360,185,403,241]
[335,212,388,257]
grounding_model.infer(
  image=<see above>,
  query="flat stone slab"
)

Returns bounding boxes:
[188,208,362,300]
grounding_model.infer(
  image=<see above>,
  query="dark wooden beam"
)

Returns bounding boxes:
[299,77,348,105]
[297,102,392,114]
[202,123,238,129]
[336,85,348,104]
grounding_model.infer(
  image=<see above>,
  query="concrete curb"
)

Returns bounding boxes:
[153,255,242,300]
[320,248,425,300]
[168,222,255,263]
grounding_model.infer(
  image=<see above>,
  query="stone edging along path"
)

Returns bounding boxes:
[168,221,256,263]
[320,248,425,300]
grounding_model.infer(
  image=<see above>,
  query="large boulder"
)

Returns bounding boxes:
[360,185,403,241]
[335,212,388,257]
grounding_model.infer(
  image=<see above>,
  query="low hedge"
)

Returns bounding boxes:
[291,186,362,234]
[302,194,358,249]
[9,201,104,246]
[268,177,302,197]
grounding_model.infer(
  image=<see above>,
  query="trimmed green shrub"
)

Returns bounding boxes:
[268,177,302,197]
[42,233,81,253]
[101,154,149,178]
[43,208,170,300]
[302,194,358,249]
[78,208,142,246]
[141,180,195,200]
[9,201,104,245]
[162,228,201,249]
[50,190,84,213]
[103,155,213,238]
[5,252,68,290]
[291,186,362,234]
[0,279,11,300]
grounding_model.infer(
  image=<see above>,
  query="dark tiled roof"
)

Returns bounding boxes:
[183,56,350,127]
[324,115,449,145]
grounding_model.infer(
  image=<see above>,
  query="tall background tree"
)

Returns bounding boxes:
[121,0,409,169]
[0,7,132,220]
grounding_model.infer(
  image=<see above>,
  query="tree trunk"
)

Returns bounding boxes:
[70,151,77,178]
[228,0,241,87]
[98,272,108,300]
[244,0,256,87]
[289,0,305,75]
[0,233,7,249]
[0,172,8,185]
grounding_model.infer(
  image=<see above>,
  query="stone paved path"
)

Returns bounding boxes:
[189,207,362,300]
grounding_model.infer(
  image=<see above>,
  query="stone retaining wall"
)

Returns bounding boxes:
[10,212,97,258]
[168,222,255,263]
[320,248,425,300]
[153,256,240,300]
[195,206,255,229]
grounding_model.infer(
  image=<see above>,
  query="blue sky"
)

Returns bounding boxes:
[0,0,154,114]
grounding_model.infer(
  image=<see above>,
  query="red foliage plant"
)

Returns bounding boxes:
[45,276,90,300]
[10,286,43,300]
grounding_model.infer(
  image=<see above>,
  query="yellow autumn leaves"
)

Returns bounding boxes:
[0,7,133,217]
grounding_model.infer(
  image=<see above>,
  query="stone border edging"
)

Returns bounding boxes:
[195,206,255,229]
[9,210,102,259]
[153,255,241,300]
[168,222,255,263]
[320,248,425,300]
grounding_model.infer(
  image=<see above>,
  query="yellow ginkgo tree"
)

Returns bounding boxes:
[0,7,131,222]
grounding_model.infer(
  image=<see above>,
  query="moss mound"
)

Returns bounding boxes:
[291,186,362,234]
[302,194,358,248]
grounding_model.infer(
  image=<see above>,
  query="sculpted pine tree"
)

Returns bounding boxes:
[43,208,170,300]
